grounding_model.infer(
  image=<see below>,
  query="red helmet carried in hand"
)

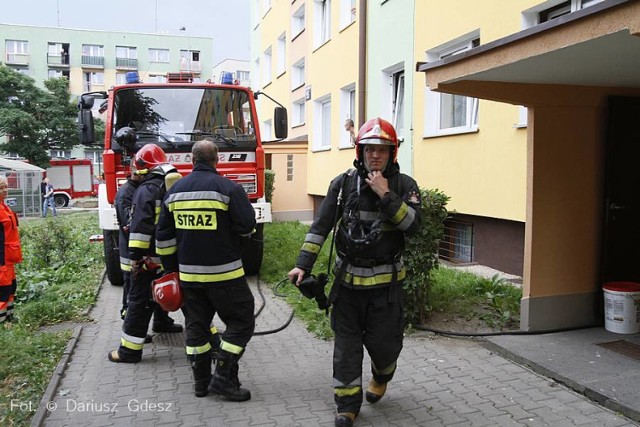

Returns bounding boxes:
[355,117,398,163]
[135,144,167,172]
[151,272,183,312]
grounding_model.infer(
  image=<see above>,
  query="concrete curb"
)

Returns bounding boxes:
[31,325,83,427]
[31,270,105,426]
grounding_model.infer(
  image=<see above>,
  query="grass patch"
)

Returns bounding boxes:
[428,266,522,329]
[1,211,103,426]
[262,221,522,337]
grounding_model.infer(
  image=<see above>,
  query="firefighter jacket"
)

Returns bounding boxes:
[115,178,141,272]
[0,203,22,285]
[295,163,421,289]
[155,163,256,287]
[128,170,169,265]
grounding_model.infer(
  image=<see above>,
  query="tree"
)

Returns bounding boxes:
[0,65,79,168]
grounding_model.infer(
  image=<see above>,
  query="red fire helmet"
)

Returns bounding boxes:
[354,117,398,162]
[151,272,183,312]
[135,143,167,171]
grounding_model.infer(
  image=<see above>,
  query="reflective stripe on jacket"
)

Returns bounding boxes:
[156,163,256,287]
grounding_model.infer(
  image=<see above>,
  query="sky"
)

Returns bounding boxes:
[2,0,251,66]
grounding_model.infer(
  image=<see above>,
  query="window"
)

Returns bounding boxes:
[83,71,104,91]
[262,119,273,141]
[116,73,127,85]
[262,46,272,86]
[313,96,331,150]
[291,5,305,38]
[292,98,305,126]
[47,42,69,65]
[439,220,473,263]
[84,150,102,166]
[82,44,104,67]
[149,48,169,62]
[516,106,528,128]
[50,150,72,159]
[424,34,480,137]
[392,71,405,139]
[339,0,356,29]
[237,70,250,81]
[287,154,294,181]
[115,46,137,68]
[314,0,332,47]
[277,33,286,76]
[522,0,605,27]
[292,58,305,89]
[180,50,200,72]
[5,40,29,64]
[262,0,272,16]
[339,84,356,148]
[48,69,63,79]
[148,74,167,83]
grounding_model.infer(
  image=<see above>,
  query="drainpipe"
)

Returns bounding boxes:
[358,0,367,128]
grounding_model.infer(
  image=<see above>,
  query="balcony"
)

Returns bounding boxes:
[179,60,201,73]
[81,55,104,68]
[5,53,29,65]
[115,57,138,70]
[47,53,70,67]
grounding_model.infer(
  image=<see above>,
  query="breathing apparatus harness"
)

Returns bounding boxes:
[295,170,353,314]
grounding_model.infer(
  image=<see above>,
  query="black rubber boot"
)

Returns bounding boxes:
[208,350,251,402]
[188,351,212,397]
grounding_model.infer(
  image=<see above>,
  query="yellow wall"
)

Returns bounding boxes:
[412,0,540,222]
[305,4,360,196]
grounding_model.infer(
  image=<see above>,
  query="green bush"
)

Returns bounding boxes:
[403,188,450,326]
[265,169,275,203]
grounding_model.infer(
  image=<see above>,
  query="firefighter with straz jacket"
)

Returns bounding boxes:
[288,118,422,427]
[156,139,256,401]
[108,144,183,363]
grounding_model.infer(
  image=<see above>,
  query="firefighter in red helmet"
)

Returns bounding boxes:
[288,118,422,427]
[108,143,184,363]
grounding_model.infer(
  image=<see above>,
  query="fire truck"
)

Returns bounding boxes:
[77,72,287,286]
[46,158,97,207]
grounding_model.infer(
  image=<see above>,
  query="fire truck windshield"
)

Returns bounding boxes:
[111,87,256,153]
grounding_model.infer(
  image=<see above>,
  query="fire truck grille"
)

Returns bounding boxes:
[226,174,257,195]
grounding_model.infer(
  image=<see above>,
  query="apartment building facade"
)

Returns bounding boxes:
[0,23,212,169]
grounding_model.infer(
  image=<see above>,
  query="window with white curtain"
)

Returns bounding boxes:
[291,5,305,38]
[313,0,331,48]
[263,46,272,86]
[424,33,480,137]
[339,84,356,148]
[339,0,356,29]
[292,98,305,127]
[313,95,331,150]
[292,58,305,90]
[277,33,286,76]
[392,71,405,139]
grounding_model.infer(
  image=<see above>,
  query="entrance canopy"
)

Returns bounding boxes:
[417,0,640,105]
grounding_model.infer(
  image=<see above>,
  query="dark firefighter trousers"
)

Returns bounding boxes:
[119,268,178,359]
[331,284,405,414]
[183,278,255,354]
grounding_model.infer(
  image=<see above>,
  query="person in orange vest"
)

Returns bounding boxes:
[0,175,22,324]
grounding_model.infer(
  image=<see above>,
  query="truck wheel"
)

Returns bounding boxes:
[103,229,124,286]
[241,223,264,276]
[54,194,69,208]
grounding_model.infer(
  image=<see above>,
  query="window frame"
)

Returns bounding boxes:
[292,97,306,127]
[424,34,480,138]
[291,57,305,90]
[291,5,306,39]
[277,33,287,76]
[313,95,332,151]
[313,0,332,48]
